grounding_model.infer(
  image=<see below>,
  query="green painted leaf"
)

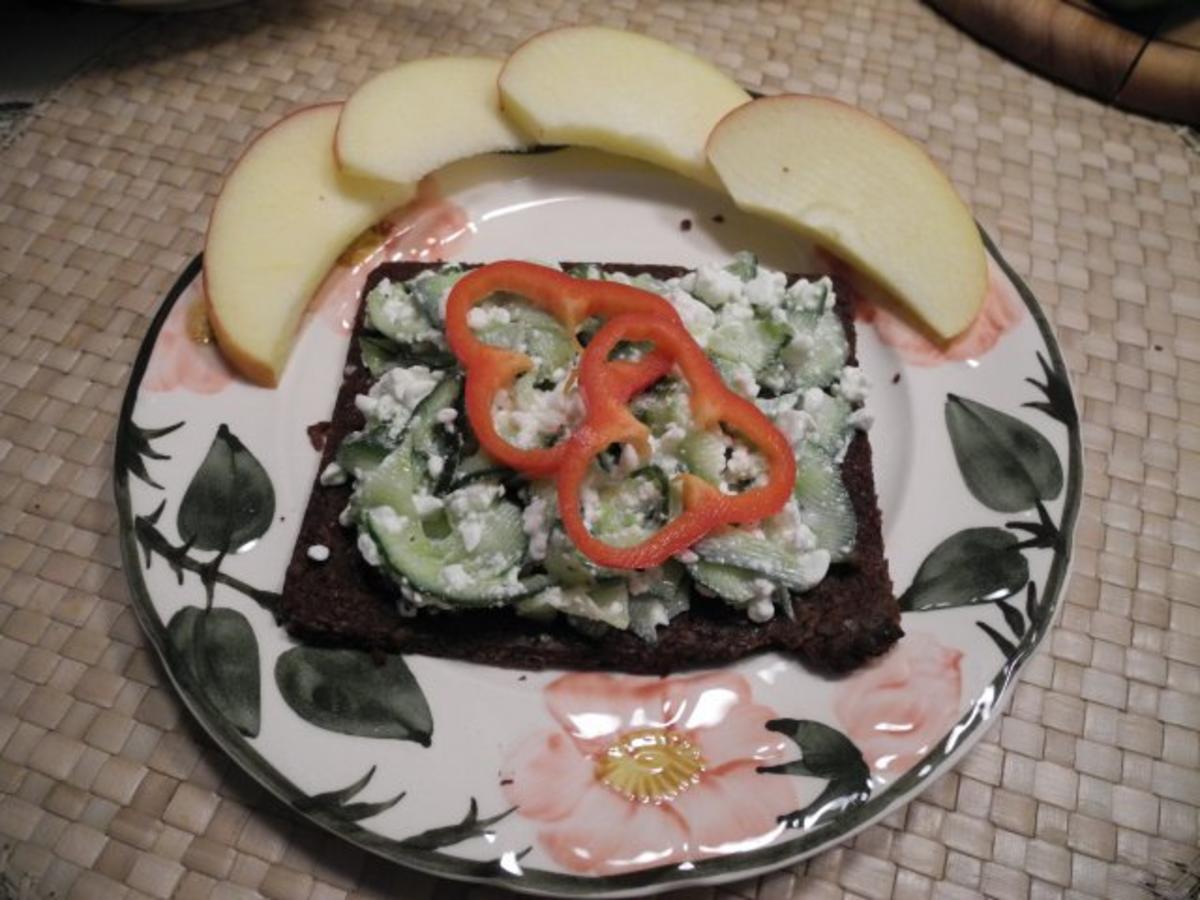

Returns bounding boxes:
[978,621,1018,660]
[900,528,1029,612]
[166,607,260,737]
[177,424,275,552]
[945,394,1063,513]
[760,719,869,783]
[296,765,407,821]
[197,608,260,737]
[399,798,516,850]
[761,719,871,832]
[119,419,183,489]
[275,648,432,744]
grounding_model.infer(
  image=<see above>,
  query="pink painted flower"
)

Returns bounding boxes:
[833,633,963,779]
[143,288,233,394]
[501,671,798,875]
[840,255,1023,366]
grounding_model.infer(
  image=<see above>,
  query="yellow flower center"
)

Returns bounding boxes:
[595,728,705,803]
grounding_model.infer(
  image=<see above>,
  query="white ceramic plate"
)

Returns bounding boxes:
[115,148,1080,897]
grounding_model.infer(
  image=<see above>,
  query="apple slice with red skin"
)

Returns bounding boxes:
[706,95,987,341]
[204,103,414,387]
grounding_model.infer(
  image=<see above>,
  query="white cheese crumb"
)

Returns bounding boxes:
[370,505,409,535]
[355,365,441,442]
[306,544,330,562]
[748,579,777,623]
[338,503,354,528]
[459,519,485,552]
[446,483,503,518]
[467,305,512,330]
[780,331,814,370]
[848,409,874,431]
[743,269,787,308]
[693,264,743,307]
[785,276,833,312]
[319,461,347,486]
[674,549,699,564]
[357,531,382,567]
[442,564,472,591]
[667,287,717,344]
[435,407,458,425]
[427,455,445,478]
[836,366,871,404]
[522,495,552,561]
[773,408,811,450]
[412,492,444,516]
[727,363,760,399]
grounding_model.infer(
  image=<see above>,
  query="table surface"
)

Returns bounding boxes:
[0,2,1197,899]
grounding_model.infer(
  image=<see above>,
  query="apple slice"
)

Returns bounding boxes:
[335,57,530,184]
[498,25,749,185]
[204,103,414,387]
[707,96,987,340]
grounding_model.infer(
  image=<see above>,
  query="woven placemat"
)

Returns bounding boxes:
[1,1,1197,898]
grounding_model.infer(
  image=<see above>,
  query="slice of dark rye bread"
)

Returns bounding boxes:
[273,261,901,675]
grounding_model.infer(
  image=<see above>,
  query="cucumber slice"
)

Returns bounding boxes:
[725,251,758,282]
[410,268,465,323]
[678,429,726,484]
[628,562,689,643]
[694,529,830,591]
[591,467,668,545]
[356,378,543,604]
[475,304,575,376]
[707,316,789,371]
[783,310,848,391]
[689,560,759,604]
[516,581,631,630]
[794,444,857,561]
[359,335,455,378]
[366,280,440,344]
[804,391,853,455]
[629,378,689,430]
[336,432,392,479]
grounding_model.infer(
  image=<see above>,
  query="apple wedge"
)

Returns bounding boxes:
[707,96,987,340]
[335,57,530,184]
[498,26,749,185]
[204,103,414,387]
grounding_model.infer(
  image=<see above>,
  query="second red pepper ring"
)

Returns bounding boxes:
[444,261,682,478]
[556,313,798,570]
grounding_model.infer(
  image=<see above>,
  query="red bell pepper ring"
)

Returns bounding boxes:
[444,261,682,478]
[557,313,797,570]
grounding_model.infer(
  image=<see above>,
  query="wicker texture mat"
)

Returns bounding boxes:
[0,1,1197,898]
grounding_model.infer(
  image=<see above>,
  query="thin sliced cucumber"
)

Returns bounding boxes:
[678,430,726,484]
[356,378,543,604]
[725,251,758,281]
[410,268,465,323]
[805,391,853,455]
[336,432,392,479]
[591,467,668,545]
[628,562,689,643]
[475,304,575,376]
[782,310,848,391]
[359,335,455,377]
[694,529,830,591]
[793,444,857,562]
[708,316,789,371]
[689,560,759,604]
[516,581,630,630]
[366,280,441,345]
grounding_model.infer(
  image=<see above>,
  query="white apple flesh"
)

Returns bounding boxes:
[707,95,987,340]
[335,57,530,184]
[498,25,750,185]
[204,103,414,387]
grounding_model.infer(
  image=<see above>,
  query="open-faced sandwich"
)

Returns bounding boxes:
[198,26,989,675]
[277,256,899,674]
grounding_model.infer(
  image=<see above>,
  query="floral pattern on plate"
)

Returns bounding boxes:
[114,150,1081,897]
